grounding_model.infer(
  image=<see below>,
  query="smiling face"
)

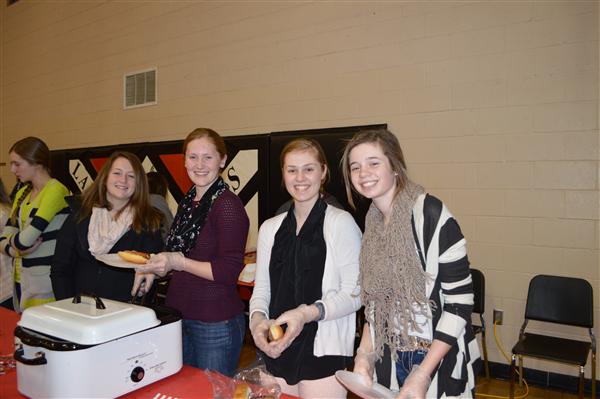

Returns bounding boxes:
[185,137,226,198]
[105,157,136,208]
[283,149,327,207]
[348,142,397,209]
[9,151,38,183]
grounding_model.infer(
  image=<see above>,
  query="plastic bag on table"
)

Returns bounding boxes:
[205,370,234,399]
[205,360,281,399]
[234,359,281,398]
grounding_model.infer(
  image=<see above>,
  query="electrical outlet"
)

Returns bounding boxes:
[493,309,504,325]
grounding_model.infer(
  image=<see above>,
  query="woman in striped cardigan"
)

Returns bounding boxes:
[341,129,480,399]
[0,137,70,312]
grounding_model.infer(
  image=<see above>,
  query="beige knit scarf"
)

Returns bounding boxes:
[360,180,430,360]
[88,206,133,257]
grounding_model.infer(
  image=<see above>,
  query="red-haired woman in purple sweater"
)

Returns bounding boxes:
[136,128,249,377]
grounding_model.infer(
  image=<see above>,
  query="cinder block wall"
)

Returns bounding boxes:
[1,1,598,377]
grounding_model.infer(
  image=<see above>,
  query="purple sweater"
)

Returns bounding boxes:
[165,190,249,321]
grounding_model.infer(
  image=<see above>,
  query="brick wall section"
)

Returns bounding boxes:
[1,1,598,377]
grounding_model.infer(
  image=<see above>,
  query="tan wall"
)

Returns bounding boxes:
[1,1,598,377]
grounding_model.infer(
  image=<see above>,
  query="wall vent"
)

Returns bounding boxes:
[124,68,157,109]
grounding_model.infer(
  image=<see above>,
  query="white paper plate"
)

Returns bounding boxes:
[95,253,139,269]
[335,370,396,399]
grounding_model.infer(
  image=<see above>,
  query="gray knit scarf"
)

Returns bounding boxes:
[360,180,430,360]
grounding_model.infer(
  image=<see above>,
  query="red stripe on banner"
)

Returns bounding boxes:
[160,154,192,194]
[90,157,109,173]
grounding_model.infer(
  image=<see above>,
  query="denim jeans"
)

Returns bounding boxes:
[182,312,246,377]
[395,349,428,386]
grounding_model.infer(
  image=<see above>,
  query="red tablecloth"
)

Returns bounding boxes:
[0,307,293,399]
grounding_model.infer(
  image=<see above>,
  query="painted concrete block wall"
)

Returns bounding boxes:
[1,1,598,377]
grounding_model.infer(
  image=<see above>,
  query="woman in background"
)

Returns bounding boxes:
[341,129,479,399]
[249,138,362,398]
[0,137,70,311]
[51,151,163,302]
[0,179,14,309]
[136,128,249,377]
[147,171,174,241]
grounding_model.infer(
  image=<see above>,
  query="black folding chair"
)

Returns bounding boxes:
[471,268,489,379]
[509,275,596,399]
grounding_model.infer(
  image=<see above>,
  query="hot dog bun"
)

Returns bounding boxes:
[233,382,251,399]
[117,250,150,264]
[268,324,284,342]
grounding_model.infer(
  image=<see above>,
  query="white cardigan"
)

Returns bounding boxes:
[249,205,362,357]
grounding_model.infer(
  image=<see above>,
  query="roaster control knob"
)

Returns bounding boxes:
[130,366,145,382]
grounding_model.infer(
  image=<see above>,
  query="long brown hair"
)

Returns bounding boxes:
[78,151,161,233]
[341,128,408,209]
[9,136,51,223]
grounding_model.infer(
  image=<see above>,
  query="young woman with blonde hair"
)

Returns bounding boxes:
[249,138,362,398]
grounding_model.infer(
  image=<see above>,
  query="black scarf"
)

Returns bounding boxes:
[165,177,228,255]
[268,198,327,318]
[265,199,351,384]
[264,198,329,384]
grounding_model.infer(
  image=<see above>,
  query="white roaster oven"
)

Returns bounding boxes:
[14,294,182,398]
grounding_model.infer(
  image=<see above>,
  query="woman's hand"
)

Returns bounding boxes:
[131,272,156,297]
[16,237,42,256]
[353,347,377,387]
[249,313,282,359]
[396,365,431,399]
[272,304,314,352]
[136,252,186,277]
[396,339,447,398]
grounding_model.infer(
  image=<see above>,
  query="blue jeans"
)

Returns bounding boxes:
[395,349,428,386]
[182,313,246,377]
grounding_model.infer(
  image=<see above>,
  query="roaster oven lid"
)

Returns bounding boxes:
[18,295,161,345]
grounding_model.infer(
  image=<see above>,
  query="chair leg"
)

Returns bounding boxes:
[509,354,516,399]
[481,329,490,379]
[518,355,524,388]
[592,351,596,399]
[578,365,584,399]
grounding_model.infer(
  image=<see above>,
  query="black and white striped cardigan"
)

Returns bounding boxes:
[374,193,481,398]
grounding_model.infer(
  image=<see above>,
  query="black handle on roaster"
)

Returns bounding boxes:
[72,293,106,309]
[13,347,47,366]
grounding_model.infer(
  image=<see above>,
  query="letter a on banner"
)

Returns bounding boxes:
[69,159,93,192]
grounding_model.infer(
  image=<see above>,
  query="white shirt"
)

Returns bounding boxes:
[250,205,362,356]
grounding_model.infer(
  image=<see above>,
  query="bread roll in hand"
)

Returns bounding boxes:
[268,324,284,342]
[118,250,150,264]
